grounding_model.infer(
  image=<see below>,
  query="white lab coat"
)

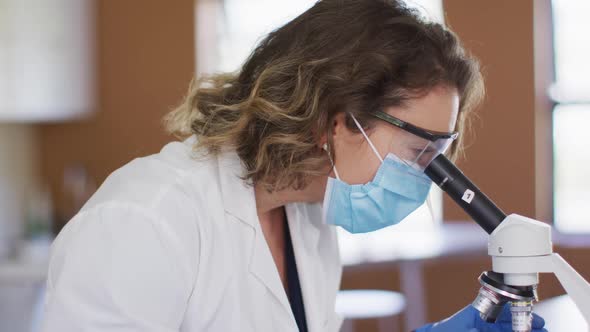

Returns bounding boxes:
[41,136,343,332]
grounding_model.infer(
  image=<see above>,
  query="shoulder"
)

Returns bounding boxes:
[81,135,218,214]
[50,136,218,292]
[43,137,248,329]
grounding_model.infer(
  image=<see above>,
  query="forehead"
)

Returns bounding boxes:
[383,85,460,133]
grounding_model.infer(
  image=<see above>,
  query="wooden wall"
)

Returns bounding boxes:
[442,0,538,221]
[37,0,195,227]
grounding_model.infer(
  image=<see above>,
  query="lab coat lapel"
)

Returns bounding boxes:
[216,151,296,328]
[285,203,325,332]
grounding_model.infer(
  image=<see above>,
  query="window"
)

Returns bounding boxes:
[196,0,444,75]
[195,0,446,263]
[551,0,590,233]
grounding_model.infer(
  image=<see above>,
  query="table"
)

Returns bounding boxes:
[340,222,489,329]
[0,256,48,332]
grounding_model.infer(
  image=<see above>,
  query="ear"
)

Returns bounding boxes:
[332,112,349,139]
[318,112,345,149]
[318,112,359,151]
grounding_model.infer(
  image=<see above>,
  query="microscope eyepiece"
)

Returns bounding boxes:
[424,154,507,234]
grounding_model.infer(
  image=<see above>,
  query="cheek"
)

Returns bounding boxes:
[335,142,382,184]
[361,158,381,183]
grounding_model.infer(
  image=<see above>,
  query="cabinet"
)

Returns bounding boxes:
[0,0,95,121]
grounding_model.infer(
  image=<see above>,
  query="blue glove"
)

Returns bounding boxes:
[416,303,547,332]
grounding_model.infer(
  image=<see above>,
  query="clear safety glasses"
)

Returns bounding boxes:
[369,110,459,171]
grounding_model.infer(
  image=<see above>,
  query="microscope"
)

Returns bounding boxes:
[424,154,590,332]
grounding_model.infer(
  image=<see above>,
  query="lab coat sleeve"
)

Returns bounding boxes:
[41,201,197,332]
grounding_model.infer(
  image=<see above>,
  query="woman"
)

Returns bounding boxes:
[41,1,547,331]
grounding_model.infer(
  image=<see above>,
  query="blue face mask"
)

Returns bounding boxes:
[322,116,433,234]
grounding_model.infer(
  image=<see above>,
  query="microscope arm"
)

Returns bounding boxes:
[489,214,590,324]
[550,253,590,320]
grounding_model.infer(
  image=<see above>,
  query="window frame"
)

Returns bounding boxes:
[547,0,590,236]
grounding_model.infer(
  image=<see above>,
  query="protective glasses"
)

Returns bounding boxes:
[369,110,459,170]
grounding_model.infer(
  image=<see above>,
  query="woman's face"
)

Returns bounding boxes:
[330,85,460,184]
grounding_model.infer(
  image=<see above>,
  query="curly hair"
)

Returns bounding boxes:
[164,0,484,192]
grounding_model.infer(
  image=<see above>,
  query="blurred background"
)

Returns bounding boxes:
[0,0,589,331]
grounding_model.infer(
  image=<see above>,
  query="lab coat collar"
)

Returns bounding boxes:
[216,149,324,331]
[215,149,322,240]
[216,149,259,226]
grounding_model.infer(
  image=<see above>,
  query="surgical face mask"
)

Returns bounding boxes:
[322,114,433,233]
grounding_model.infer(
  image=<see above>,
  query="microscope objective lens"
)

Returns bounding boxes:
[510,301,533,332]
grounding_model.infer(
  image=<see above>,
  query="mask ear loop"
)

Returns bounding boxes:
[350,113,427,179]
[351,112,434,183]
[348,113,384,163]
[322,143,341,180]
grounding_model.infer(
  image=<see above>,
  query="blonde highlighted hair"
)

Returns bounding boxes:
[165,0,484,192]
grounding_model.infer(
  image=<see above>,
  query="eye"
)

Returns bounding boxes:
[411,148,432,154]
[411,148,424,156]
